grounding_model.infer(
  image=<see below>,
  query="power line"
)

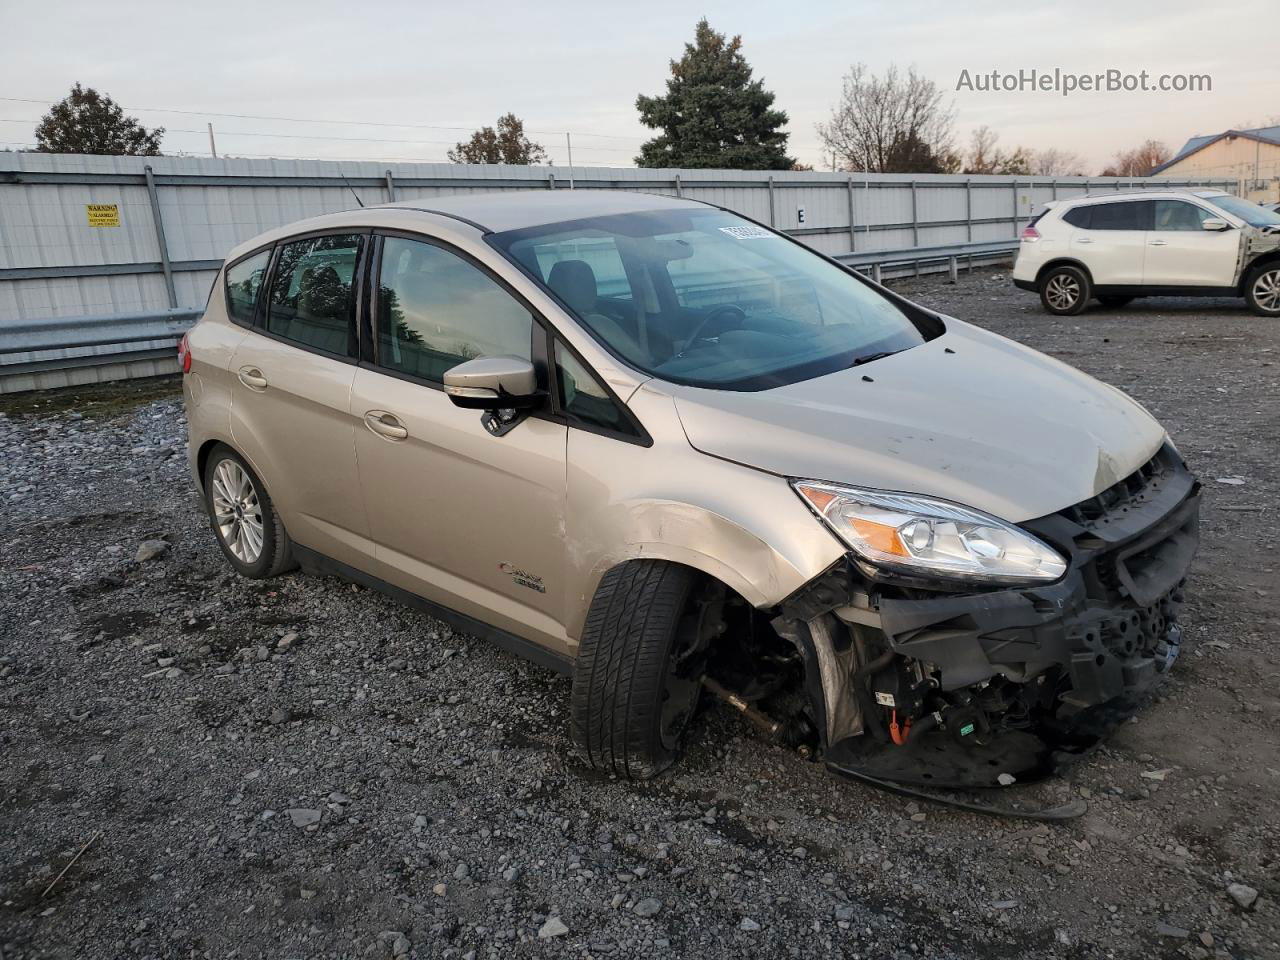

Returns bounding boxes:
[0,96,646,143]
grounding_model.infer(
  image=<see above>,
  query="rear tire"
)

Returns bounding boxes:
[1244,262,1280,317]
[203,444,296,579]
[1097,295,1134,308]
[570,561,719,780]
[1039,265,1091,316]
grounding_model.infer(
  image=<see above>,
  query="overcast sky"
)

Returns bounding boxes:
[2,0,1276,172]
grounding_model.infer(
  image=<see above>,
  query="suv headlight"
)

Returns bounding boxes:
[793,481,1067,585]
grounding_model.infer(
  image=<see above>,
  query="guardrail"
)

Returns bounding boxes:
[0,308,201,394]
[0,240,1022,394]
[836,240,1020,282]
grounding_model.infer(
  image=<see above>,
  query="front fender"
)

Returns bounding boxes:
[561,389,846,643]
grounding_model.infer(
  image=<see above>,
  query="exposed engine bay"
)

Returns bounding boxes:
[704,442,1201,817]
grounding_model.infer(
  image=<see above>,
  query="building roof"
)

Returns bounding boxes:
[1152,125,1280,174]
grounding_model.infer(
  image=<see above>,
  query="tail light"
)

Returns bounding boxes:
[1021,225,1042,242]
[178,332,192,374]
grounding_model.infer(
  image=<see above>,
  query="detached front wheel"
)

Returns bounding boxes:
[1040,265,1091,316]
[570,561,722,779]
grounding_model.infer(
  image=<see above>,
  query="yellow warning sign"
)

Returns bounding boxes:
[86,203,120,228]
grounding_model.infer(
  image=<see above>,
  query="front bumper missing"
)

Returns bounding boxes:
[782,443,1201,791]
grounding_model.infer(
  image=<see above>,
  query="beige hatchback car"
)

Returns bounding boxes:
[183,191,1200,800]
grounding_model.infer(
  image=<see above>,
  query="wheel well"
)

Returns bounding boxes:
[1036,259,1093,287]
[1241,252,1280,294]
[195,439,229,493]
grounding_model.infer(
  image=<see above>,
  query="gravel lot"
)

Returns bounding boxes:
[2,271,1277,960]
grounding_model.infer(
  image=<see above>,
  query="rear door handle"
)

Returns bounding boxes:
[237,366,268,390]
[1148,239,1169,246]
[364,410,408,441]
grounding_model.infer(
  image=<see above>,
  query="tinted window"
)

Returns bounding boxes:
[225,250,270,325]
[555,341,633,434]
[1154,200,1212,231]
[376,236,533,383]
[1088,201,1150,231]
[266,235,362,356]
[1062,206,1092,229]
[492,209,930,391]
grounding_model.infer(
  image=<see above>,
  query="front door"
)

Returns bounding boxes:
[227,232,373,568]
[351,233,571,655]
[1143,199,1242,287]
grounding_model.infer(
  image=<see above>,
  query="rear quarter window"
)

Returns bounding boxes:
[224,250,271,325]
[1062,206,1092,229]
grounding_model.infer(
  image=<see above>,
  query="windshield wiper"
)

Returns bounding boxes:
[850,349,902,367]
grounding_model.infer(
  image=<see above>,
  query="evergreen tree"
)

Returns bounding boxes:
[35,83,163,156]
[636,20,792,170]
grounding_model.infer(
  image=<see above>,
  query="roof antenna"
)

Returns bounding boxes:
[338,168,365,209]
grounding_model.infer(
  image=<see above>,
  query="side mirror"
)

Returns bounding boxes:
[1202,217,1230,232]
[443,356,540,411]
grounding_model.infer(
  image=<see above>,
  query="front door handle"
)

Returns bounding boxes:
[1148,239,1169,246]
[1076,237,1094,244]
[364,410,408,441]
[237,366,268,390]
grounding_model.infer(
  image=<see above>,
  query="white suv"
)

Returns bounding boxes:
[1013,190,1280,316]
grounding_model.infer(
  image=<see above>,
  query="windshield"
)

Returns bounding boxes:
[1205,194,1280,228]
[489,208,934,390]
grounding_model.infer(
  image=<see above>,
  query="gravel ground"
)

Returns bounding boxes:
[2,271,1277,960]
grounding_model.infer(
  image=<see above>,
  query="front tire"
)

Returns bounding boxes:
[1245,263,1280,317]
[1040,265,1091,316]
[570,561,720,780]
[203,444,295,579]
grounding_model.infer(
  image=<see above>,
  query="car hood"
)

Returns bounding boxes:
[666,319,1166,523]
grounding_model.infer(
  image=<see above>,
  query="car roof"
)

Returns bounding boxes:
[222,189,705,263]
[382,189,699,232]
[1057,189,1228,208]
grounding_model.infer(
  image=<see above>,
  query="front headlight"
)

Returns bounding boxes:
[793,481,1067,585]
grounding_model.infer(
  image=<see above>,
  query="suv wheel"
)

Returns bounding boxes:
[1245,263,1280,317]
[570,561,722,779]
[203,444,296,578]
[1040,265,1091,316]
[1097,295,1134,308]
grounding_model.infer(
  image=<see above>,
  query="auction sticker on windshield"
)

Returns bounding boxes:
[718,224,774,240]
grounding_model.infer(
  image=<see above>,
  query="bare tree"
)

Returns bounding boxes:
[816,64,957,173]
[962,126,1031,175]
[1032,147,1088,177]
[1100,139,1170,177]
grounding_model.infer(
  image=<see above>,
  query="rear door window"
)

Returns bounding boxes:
[225,249,271,325]
[266,235,363,356]
[1087,201,1152,231]
[375,236,534,383]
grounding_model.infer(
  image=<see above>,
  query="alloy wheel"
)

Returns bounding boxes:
[1253,268,1280,313]
[211,459,264,564]
[1045,273,1081,311]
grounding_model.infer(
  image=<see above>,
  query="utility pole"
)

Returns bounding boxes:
[207,123,218,158]
[565,132,575,189]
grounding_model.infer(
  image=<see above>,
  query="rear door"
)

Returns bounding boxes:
[1069,200,1151,286]
[227,231,374,568]
[1143,199,1241,287]
[350,232,571,655]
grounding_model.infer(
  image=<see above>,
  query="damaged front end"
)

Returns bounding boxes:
[717,443,1200,799]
